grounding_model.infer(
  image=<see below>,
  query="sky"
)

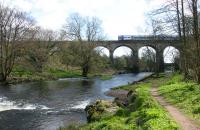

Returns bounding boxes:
[3,0,165,40]
[3,0,178,63]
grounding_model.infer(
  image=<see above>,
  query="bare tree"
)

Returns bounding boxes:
[62,13,85,41]
[190,0,200,83]
[20,27,60,72]
[149,0,200,83]
[62,13,105,77]
[34,27,59,41]
[0,3,35,82]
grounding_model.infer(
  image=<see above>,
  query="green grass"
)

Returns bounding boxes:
[62,77,179,130]
[88,73,113,80]
[10,66,46,82]
[99,75,113,80]
[11,66,33,77]
[10,66,82,83]
[159,74,200,124]
[48,69,82,78]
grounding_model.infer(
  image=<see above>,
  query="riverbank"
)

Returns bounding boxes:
[6,68,114,84]
[61,74,180,130]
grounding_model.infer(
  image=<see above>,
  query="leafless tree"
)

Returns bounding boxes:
[34,27,59,41]
[61,13,105,77]
[0,3,35,82]
[149,0,200,83]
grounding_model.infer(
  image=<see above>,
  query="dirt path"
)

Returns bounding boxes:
[151,86,200,130]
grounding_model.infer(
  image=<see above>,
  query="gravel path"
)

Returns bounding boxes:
[151,87,200,130]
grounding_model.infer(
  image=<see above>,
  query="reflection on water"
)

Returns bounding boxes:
[0,73,152,130]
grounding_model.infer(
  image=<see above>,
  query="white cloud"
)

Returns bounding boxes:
[3,0,166,39]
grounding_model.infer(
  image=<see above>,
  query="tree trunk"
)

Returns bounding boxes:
[0,73,7,83]
[181,0,189,80]
[192,0,199,45]
[191,0,200,83]
[176,0,182,38]
[82,65,89,77]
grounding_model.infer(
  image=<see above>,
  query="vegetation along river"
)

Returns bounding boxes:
[0,73,152,130]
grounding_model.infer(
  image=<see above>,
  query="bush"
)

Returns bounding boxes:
[115,108,130,117]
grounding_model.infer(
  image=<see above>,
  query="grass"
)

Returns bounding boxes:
[99,75,113,80]
[159,74,200,124]
[10,66,114,84]
[10,65,116,83]
[88,72,114,80]
[10,66,82,83]
[11,66,33,78]
[61,76,179,130]
[48,69,82,78]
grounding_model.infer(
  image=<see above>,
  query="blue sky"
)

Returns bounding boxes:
[4,0,165,40]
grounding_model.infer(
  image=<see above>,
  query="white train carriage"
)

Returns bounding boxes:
[118,35,178,41]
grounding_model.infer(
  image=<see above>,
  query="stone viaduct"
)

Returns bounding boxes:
[55,36,181,72]
[94,38,181,72]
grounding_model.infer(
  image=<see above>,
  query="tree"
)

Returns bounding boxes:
[189,0,200,83]
[149,0,200,83]
[145,19,164,74]
[61,13,105,77]
[0,3,35,82]
[21,28,59,72]
[139,47,156,72]
[34,27,60,41]
[113,56,127,70]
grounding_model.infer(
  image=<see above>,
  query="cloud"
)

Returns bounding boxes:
[3,0,165,40]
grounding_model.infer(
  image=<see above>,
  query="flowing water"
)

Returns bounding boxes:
[0,73,152,130]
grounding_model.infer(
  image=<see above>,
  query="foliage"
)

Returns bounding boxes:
[113,56,127,70]
[139,47,156,72]
[23,42,50,72]
[113,52,138,73]
[85,100,118,123]
[159,74,200,122]
[10,41,113,82]
[11,66,33,77]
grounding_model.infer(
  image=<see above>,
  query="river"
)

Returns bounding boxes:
[0,73,152,130]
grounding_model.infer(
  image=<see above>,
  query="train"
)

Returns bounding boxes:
[118,35,178,41]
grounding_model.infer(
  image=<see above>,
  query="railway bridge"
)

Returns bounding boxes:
[94,37,181,72]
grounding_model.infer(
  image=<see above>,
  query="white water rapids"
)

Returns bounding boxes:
[0,96,50,112]
[0,96,92,113]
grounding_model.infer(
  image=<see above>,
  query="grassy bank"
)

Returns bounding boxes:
[88,70,115,80]
[159,74,200,124]
[9,66,114,84]
[9,67,82,83]
[48,69,82,78]
[99,74,113,80]
[61,76,179,130]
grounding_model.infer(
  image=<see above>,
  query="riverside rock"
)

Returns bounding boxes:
[85,100,119,122]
